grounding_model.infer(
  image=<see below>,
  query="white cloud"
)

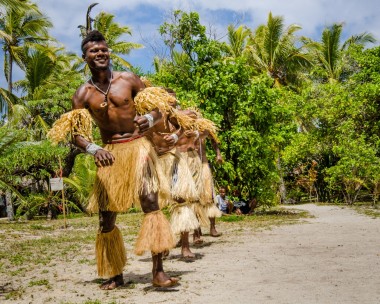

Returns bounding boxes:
[9,0,380,74]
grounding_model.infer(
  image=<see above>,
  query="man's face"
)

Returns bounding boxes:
[83,40,110,70]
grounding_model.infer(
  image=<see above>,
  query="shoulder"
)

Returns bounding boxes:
[117,71,143,83]
[72,82,92,109]
[115,71,144,93]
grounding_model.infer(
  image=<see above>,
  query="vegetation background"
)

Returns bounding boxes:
[1,0,380,220]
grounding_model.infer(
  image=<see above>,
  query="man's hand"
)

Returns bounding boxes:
[184,130,197,137]
[216,154,223,165]
[94,149,115,167]
[163,134,176,146]
[134,115,150,133]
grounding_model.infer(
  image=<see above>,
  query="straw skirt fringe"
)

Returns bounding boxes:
[134,210,175,255]
[158,149,199,208]
[206,204,222,218]
[170,204,200,235]
[180,150,203,201]
[200,162,216,205]
[95,226,126,278]
[88,137,169,213]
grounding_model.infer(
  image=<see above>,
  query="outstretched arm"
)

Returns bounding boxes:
[210,136,223,164]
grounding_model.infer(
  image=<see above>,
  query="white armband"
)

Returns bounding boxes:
[143,113,154,128]
[85,143,103,155]
[194,130,200,140]
[170,133,179,144]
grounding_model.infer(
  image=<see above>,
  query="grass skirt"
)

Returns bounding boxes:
[170,203,200,235]
[158,149,199,208]
[200,163,216,205]
[206,204,222,218]
[88,137,169,213]
[180,150,203,199]
[191,202,210,228]
[134,210,176,255]
[95,226,126,278]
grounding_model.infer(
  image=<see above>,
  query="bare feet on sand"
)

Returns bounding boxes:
[152,271,179,287]
[99,274,124,290]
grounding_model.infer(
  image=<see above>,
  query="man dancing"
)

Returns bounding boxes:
[194,116,223,238]
[48,30,177,289]
[144,88,201,259]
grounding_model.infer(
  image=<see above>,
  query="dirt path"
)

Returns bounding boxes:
[4,204,380,304]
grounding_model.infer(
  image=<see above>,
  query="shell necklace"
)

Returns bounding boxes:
[90,72,113,108]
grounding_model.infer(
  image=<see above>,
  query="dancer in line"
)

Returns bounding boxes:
[48,31,177,289]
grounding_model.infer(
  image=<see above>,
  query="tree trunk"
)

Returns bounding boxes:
[276,156,287,203]
[7,55,13,94]
[5,190,14,221]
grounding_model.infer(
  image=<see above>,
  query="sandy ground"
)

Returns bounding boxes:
[3,204,380,304]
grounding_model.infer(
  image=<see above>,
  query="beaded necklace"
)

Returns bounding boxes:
[90,72,113,108]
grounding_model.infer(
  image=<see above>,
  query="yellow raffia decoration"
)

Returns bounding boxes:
[140,76,152,88]
[134,87,174,115]
[47,109,93,144]
[170,109,197,130]
[195,117,219,143]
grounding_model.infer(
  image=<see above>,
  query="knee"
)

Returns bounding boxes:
[140,192,159,213]
[99,211,116,233]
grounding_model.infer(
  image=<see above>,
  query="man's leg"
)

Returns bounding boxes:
[181,231,196,258]
[138,191,178,287]
[97,211,125,290]
[209,217,221,237]
[193,227,204,245]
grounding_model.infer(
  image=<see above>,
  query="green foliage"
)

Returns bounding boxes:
[64,153,97,210]
[155,11,297,207]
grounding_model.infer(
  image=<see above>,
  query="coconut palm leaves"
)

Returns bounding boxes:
[311,23,375,82]
[0,1,52,93]
[226,24,250,58]
[93,12,143,69]
[245,12,311,87]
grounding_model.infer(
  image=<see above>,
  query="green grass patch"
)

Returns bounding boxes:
[219,215,245,222]
[28,279,50,287]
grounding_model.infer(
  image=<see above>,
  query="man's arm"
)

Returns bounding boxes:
[71,87,115,167]
[210,136,223,164]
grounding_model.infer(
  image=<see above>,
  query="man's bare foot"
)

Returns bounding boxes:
[181,247,196,259]
[99,274,124,290]
[163,250,169,260]
[152,271,179,287]
[210,229,222,237]
[193,228,203,245]
[193,238,204,246]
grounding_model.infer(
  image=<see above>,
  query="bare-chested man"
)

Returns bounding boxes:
[195,125,223,238]
[145,91,200,259]
[71,30,177,289]
[174,110,206,258]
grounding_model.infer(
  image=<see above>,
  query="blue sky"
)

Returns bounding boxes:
[2,0,380,85]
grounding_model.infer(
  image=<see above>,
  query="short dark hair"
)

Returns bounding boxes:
[81,30,106,54]
[163,87,175,94]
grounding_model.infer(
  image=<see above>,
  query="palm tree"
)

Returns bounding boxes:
[310,23,375,82]
[92,11,143,69]
[245,12,311,87]
[226,24,251,58]
[0,1,52,94]
[0,0,29,11]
